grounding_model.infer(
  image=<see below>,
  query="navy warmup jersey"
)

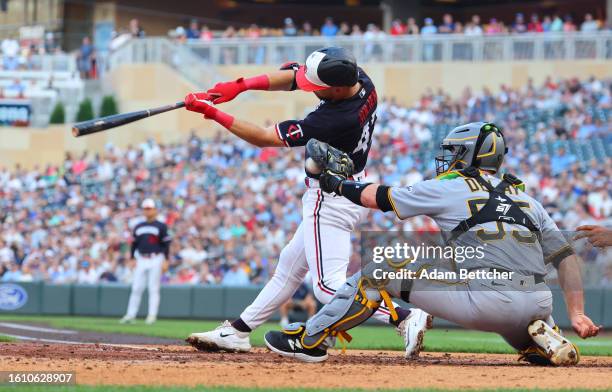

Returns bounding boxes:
[275,68,377,177]
[131,220,172,258]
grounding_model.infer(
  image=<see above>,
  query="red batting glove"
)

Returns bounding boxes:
[207,75,269,104]
[184,93,234,129]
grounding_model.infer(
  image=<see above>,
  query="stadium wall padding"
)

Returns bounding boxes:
[1,282,611,328]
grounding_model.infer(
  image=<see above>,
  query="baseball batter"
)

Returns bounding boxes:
[183,47,430,354]
[120,198,171,325]
[265,122,601,365]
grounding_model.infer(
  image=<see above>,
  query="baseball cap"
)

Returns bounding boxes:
[141,198,156,209]
[296,47,358,92]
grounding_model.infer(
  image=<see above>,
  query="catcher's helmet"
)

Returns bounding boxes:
[296,47,358,92]
[435,122,507,175]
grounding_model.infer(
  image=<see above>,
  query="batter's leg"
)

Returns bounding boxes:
[303,190,398,324]
[124,259,147,319]
[239,222,309,330]
[187,223,309,352]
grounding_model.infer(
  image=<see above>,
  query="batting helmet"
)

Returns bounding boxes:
[435,122,508,175]
[296,47,358,92]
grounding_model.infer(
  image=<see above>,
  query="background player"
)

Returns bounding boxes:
[265,122,601,365]
[279,276,317,329]
[120,198,172,325]
[182,47,429,353]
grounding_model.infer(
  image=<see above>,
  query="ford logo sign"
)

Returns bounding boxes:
[0,283,28,311]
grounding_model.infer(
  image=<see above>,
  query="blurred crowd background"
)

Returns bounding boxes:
[0,75,610,286]
[1,9,609,78]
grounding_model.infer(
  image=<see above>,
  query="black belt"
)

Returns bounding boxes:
[139,252,161,257]
[487,268,545,284]
[470,267,545,284]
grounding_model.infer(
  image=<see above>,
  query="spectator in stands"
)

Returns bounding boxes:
[541,15,553,32]
[390,19,406,36]
[528,14,543,32]
[351,24,363,36]
[338,22,350,36]
[581,13,599,32]
[77,36,94,79]
[200,25,213,41]
[5,79,25,98]
[421,17,437,35]
[512,13,528,33]
[186,19,200,39]
[550,14,564,32]
[283,17,298,37]
[222,259,250,286]
[301,21,314,36]
[464,16,483,36]
[438,13,455,34]
[129,18,145,38]
[485,18,503,34]
[563,15,577,32]
[1,34,20,70]
[320,17,339,37]
[406,17,419,35]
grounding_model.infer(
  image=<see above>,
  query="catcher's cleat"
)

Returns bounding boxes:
[264,330,328,363]
[397,308,433,359]
[523,320,579,366]
[186,320,251,353]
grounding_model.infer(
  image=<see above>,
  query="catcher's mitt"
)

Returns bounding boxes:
[305,139,354,194]
[305,139,354,178]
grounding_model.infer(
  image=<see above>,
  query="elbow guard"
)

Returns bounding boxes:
[376,185,393,212]
[339,181,371,206]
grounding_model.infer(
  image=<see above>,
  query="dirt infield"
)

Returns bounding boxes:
[1,343,611,390]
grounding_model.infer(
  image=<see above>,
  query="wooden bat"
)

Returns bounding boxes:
[72,101,185,137]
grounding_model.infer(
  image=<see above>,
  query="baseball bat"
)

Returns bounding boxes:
[72,101,185,137]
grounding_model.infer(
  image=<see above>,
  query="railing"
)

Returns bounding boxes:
[181,31,612,65]
[107,38,219,88]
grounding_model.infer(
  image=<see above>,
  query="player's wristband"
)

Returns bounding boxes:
[243,74,270,91]
[205,107,235,129]
[376,185,393,212]
[339,181,372,206]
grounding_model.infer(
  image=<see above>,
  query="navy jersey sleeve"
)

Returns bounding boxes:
[276,110,347,147]
[130,225,138,258]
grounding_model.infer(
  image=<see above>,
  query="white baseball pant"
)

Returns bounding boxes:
[241,176,396,329]
[125,252,164,319]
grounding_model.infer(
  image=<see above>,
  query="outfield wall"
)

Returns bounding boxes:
[1,59,611,168]
[1,281,611,329]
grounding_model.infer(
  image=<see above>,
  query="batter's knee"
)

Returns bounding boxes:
[312,281,337,304]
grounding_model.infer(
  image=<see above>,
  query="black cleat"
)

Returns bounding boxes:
[264,330,328,363]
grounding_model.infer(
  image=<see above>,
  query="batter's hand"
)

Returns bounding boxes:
[184,93,215,116]
[570,313,602,338]
[574,225,612,248]
[207,78,247,104]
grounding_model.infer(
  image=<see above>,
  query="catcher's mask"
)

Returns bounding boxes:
[435,122,507,175]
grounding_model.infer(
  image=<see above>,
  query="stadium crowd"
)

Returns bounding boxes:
[169,12,609,41]
[0,76,610,286]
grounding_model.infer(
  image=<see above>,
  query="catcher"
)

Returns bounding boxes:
[265,122,601,365]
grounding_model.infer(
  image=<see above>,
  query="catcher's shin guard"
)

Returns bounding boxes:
[297,272,398,350]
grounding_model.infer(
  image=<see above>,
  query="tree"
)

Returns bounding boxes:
[49,102,65,124]
[76,98,94,122]
[99,95,119,117]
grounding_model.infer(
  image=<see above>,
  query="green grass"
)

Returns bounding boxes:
[0,314,610,356]
[1,387,604,392]
[0,334,16,342]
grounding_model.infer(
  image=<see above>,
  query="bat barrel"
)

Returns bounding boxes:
[72,101,185,137]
